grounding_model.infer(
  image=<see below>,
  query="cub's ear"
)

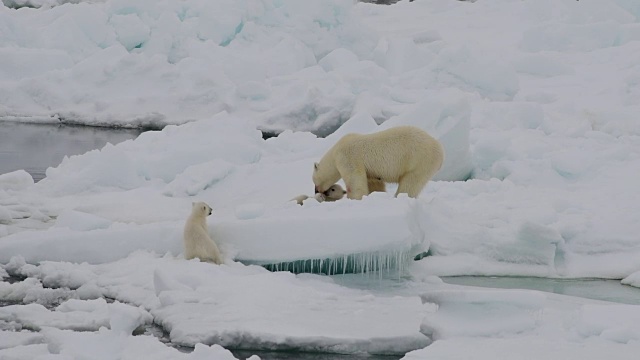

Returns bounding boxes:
[314,162,319,170]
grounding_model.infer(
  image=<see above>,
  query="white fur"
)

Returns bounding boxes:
[291,184,346,205]
[183,201,223,264]
[313,126,444,200]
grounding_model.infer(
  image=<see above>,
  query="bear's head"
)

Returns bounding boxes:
[312,162,341,194]
[192,201,212,216]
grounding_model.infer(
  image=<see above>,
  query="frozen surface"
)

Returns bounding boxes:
[0,328,243,360]
[622,271,640,289]
[2,0,640,359]
[404,286,640,360]
[443,276,640,305]
[3,252,430,356]
[0,298,151,332]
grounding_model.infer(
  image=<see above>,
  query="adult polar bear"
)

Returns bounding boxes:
[313,126,444,200]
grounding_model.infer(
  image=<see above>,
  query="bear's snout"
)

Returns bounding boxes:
[315,186,320,194]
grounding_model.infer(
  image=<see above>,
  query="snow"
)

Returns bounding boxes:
[622,271,640,289]
[3,253,430,356]
[405,285,639,360]
[1,0,640,359]
[0,298,151,332]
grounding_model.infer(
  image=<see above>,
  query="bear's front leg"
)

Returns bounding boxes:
[342,169,369,200]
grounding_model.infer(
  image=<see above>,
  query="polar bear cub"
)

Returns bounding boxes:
[313,126,445,200]
[183,201,223,264]
[291,184,346,205]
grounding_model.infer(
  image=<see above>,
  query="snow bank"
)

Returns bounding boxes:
[622,271,640,288]
[4,252,430,355]
[410,130,640,278]
[0,0,377,134]
[0,222,183,264]
[0,277,74,305]
[576,304,640,344]
[405,285,640,359]
[153,262,429,354]
[0,194,430,274]
[0,331,43,351]
[216,193,428,267]
[378,89,473,181]
[39,114,264,194]
[420,288,545,339]
[0,170,34,192]
[0,327,244,360]
[0,298,151,332]
[403,336,639,360]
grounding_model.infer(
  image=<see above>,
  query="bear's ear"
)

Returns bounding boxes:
[314,162,319,171]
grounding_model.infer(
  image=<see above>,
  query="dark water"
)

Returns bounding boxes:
[442,276,640,305]
[136,321,400,360]
[231,350,398,360]
[0,122,142,182]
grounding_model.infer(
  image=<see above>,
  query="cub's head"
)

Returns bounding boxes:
[323,184,346,201]
[312,161,341,194]
[192,201,212,216]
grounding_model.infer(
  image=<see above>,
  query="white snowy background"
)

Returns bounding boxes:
[1,0,640,359]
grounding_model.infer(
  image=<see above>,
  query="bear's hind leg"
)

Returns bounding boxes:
[396,170,430,198]
[367,177,386,194]
[202,241,223,264]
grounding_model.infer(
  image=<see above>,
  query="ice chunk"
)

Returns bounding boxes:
[163,159,235,197]
[0,300,150,333]
[0,277,73,306]
[214,194,429,273]
[0,48,73,81]
[0,303,110,331]
[403,336,639,360]
[52,210,112,231]
[108,301,152,335]
[153,268,192,296]
[75,281,103,300]
[109,13,151,52]
[576,304,640,343]
[420,288,546,339]
[0,223,182,265]
[234,203,266,220]
[622,271,640,289]
[432,46,519,101]
[152,260,430,355]
[0,170,34,191]
[318,48,360,72]
[521,23,620,52]
[0,206,11,225]
[374,37,433,75]
[512,54,573,78]
[380,89,473,182]
[0,330,44,351]
[56,298,107,313]
[0,343,50,360]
